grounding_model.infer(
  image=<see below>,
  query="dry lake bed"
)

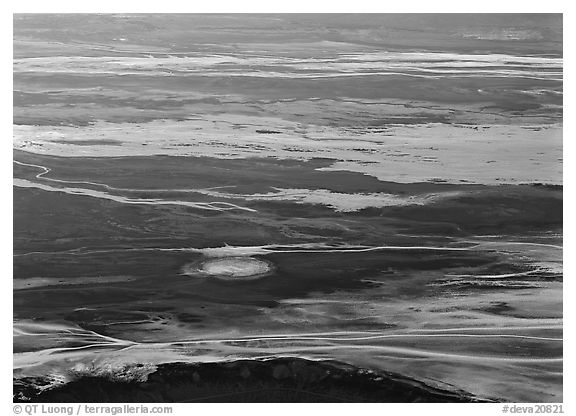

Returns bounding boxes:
[13,14,562,403]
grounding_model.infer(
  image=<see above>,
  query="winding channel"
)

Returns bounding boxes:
[13,160,256,212]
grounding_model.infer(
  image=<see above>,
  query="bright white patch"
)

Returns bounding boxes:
[13,118,563,186]
[184,257,272,280]
[199,187,463,212]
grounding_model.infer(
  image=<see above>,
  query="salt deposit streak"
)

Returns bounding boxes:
[13,178,256,213]
[13,52,563,81]
[14,119,563,186]
[13,160,461,213]
[198,187,464,212]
